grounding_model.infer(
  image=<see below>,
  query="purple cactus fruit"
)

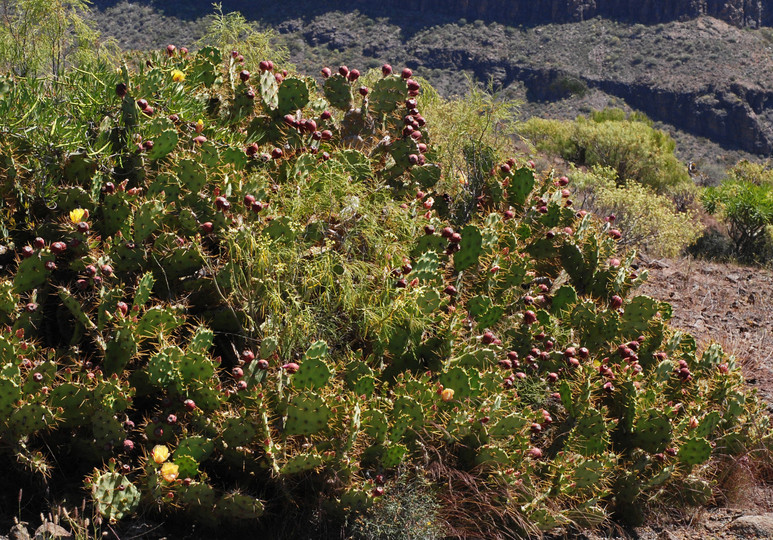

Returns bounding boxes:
[348,69,360,82]
[166,44,176,56]
[358,85,369,96]
[401,67,412,79]
[241,350,255,364]
[338,65,349,77]
[528,447,543,459]
[523,310,537,325]
[123,439,134,451]
[259,60,271,72]
[101,264,113,276]
[200,222,214,234]
[232,367,244,379]
[271,147,284,159]
[239,70,250,82]
[610,295,623,309]
[116,83,127,97]
[282,362,300,374]
[183,399,196,411]
[257,359,270,370]
[395,278,407,288]
[244,194,256,207]
[449,232,462,244]
[21,246,34,258]
[381,64,393,76]
[117,302,128,317]
[443,285,457,296]
[166,414,177,425]
[321,67,332,78]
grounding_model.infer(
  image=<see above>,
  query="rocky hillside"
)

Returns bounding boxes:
[377,0,771,28]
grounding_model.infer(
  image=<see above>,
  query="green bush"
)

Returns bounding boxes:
[703,176,773,262]
[519,110,691,193]
[570,166,703,258]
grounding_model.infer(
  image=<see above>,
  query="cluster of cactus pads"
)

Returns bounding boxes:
[0,46,770,535]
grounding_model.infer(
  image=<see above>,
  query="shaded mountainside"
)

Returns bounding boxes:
[91,2,773,157]
[372,0,771,28]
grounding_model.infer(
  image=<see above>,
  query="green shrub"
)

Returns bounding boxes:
[570,166,702,257]
[703,177,773,262]
[519,110,691,193]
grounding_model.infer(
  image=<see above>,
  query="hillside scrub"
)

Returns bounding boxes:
[518,110,691,194]
[703,161,773,264]
[0,39,771,539]
[571,166,702,258]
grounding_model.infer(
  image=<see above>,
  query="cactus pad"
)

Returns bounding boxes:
[280,452,327,475]
[277,77,310,116]
[370,75,407,115]
[323,74,352,111]
[632,411,672,454]
[285,394,331,436]
[92,470,141,522]
[678,437,712,467]
[453,225,483,272]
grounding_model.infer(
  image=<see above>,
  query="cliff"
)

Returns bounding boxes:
[366,0,769,28]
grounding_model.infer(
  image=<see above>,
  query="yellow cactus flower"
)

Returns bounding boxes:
[171,69,186,83]
[195,118,204,133]
[151,444,170,464]
[160,462,179,482]
[440,388,455,402]
[69,208,87,223]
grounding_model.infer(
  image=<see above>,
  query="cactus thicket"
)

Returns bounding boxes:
[0,44,769,536]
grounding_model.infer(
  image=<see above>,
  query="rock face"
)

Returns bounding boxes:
[374,0,768,28]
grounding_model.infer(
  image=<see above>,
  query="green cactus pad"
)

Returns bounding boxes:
[177,159,207,193]
[489,414,529,439]
[455,347,497,369]
[277,77,310,116]
[410,164,441,189]
[58,288,96,330]
[411,233,447,258]
[176,436,215,462]
[507,167,536,207]
[137,306,184,340]
[412,251,442,284]
[438,366,479,400]
[92,471,141,522]
[10,402,54,436]
[102,193,132,238]
[146,130,178,160]
[280,452,327,475]
[222,416,257,448]
[569,409,609,457]
[13,252,54,293]
[284,394,332,436]
[695,411,721,439]
[619,296,660,337]
[293,357,333,390]
[573,459,607,489]
[64,152,97,183]
[0,379,21,418]
[178,481,217,508]
[92,409,125,447]
[145,346,182,389]
[475,445,509,467]
[678,437,712,467]
[345,362,377,397]
[179,351,216,384]
[632,411,672,453]
[388,137,420,170]
[57,186,93,213]
[453,225,483,272]
[551,284,578,314]
[133,200,164,243]
[382,443,408,468]
[263,216,297,243]
[323,74,352,111]
[104,329,137,375]
[216,493,264,520]
[370,75,407,115]
[258,70,279,111]
[468,295,504,329]
[362,409,389,442]
[335,149,371,181]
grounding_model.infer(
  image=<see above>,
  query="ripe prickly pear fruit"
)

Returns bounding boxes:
[338,65,349,77]
[259,60,271,72]
[21,246,34,258]
[244,194,256,207]
[123,439,134,451]
[101,264,113,276]
[241,350,255,364]
[443,285,457,296]
[232,367,244,379]
[372,486,384,497]
[441,227,454,238]
[51,241,67,254]
[166,44,176,56]
[117,302,128,317]
[116,83,127,97]
[321,67,332,78]
[395,278,407,288]
[609,229,622,239]
[239,70,250,82]
[482,331,495,345]
[271,148,283,159]
[136,98,148,109]
[610,295,623,309]
[424,225,435,235]
[166,414,177,425]
[523,310,537,325]
[200,222,214,234]
[215,196,230,211]
[257,359,269,370]
[183,399,196,411]
[449,232,462,244]
[282,362,299,374]
[193,135,207,144]
[77,221,89,233]
[347,69,360,82]
[320,110,332,121]
[359,86,369,96]
[401,68,412,79]
[528,447,542,459]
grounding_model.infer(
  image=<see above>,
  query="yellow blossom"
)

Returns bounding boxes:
[440,388,454,402]
[69,208,87,223]
[171,69,186,82]
[195,119,204,133]
[151,444,169,464]
[160,462,179,482]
